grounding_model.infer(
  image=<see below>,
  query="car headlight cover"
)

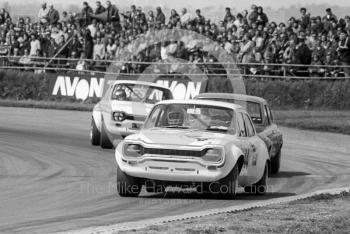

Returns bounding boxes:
[113,111,126,122]
[202,148,223,162]
[124,144,143,157]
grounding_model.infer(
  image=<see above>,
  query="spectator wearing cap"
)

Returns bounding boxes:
[338,30,350,77]
[47,4,60,25]
[38,3,49,24]
[299,8,310,29]
[155,7,165,25]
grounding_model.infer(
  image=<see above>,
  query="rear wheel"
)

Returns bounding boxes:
[270,149,281,174]
[245,163,269,195]
[116,164,142,197]
[100,118,113,149]
[90,117,100,146]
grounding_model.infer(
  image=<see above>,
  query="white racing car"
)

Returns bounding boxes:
[90,80,173,148]
[115,99,270,198]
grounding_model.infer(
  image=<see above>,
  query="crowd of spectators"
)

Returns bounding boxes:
[0,2,349,77]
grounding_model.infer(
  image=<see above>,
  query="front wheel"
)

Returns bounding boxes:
[116,164,142,197]
[100,117,113,149]
[209,164,239,199]
[90,117,100,146]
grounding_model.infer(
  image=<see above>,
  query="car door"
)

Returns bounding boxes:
[242,112,263,183]
[236,111,256,184]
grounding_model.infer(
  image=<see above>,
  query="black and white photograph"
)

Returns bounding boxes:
[0,0,350,233]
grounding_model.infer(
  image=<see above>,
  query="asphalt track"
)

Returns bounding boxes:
[0,107,349,234]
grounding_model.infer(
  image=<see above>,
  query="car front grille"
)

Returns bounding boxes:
[143,148,206,157]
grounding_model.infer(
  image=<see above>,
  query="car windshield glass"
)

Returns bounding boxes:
[200,98,262,124]
[144,104,235,133]
[112,84,171,103]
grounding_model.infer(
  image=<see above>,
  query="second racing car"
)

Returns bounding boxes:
[90,80,173,148]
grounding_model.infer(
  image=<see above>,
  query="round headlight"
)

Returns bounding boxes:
[124,144,143,157]
[202,148,223,163]
[113,111,126,122]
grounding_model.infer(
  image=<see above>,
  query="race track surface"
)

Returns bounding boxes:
[0,107,349,233]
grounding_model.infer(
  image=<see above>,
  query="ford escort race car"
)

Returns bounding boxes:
[195,93,283,174]
[115,99,270,198]
[90,80,173,148]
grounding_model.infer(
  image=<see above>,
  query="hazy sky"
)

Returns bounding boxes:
[4,0,350,9]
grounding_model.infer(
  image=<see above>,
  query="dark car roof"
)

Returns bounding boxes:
[195,93,267,104]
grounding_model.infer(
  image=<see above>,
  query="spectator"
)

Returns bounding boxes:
[81,1,93,26]
[105,1,120,25]
[29,34,41,56]
[194,9,205,26]
[338,30,350,77]
[95,1,106,15]
[93,37,105,60]
[47,4,60,25]
[323,8,337,22]
[299,8,310,29]
[223,7,234,25]
[155,7,165,25]
[38,3,49,24]
[61,11,70,23]
[180,8,192,25]
[256,6,268,26]
[295,32,312,65]
[169,9,180,27]
[248,5,258,25]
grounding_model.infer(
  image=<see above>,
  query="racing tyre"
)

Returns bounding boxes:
[100,118,113,149]
[116,164,142,197]
[245,163,269,195]
[210,164,239,199]
[270,149,281,174]
[90,117,100,146]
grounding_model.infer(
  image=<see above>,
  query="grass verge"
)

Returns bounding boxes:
[273,109,350,135]
[1,100,350,135]
[118,191,350,234]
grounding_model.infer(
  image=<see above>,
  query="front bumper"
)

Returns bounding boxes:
[115,151,233,183]
[107,120,143,137]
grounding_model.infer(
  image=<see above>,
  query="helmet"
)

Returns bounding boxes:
[113,88,127,100]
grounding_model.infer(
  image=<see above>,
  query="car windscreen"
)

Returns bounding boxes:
[144,103,235,134]
[198,98,263,124]
[112,84,171,104]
